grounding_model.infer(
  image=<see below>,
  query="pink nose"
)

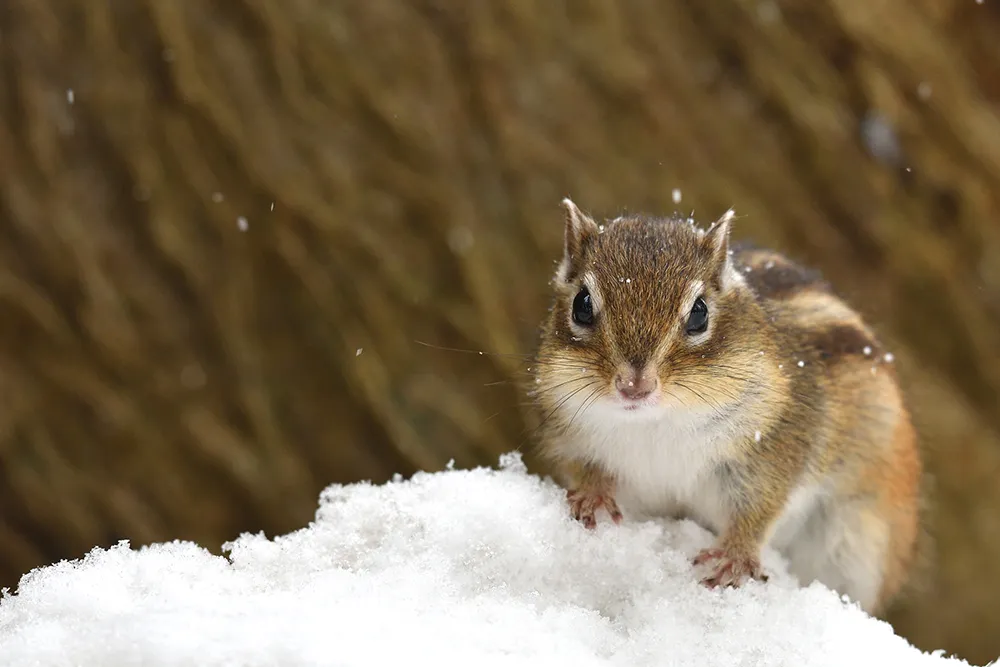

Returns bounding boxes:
[615,369,657,400]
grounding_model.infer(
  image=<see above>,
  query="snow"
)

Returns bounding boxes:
[0,454,979,667]
[860,112,901,166]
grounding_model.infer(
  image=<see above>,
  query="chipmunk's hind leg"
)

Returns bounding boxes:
[784,498,890,615]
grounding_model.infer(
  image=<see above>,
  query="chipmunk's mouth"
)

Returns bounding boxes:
[616,392,662,412]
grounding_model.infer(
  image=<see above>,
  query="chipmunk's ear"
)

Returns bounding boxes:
[704,209,736,289]
[557,198,599,283]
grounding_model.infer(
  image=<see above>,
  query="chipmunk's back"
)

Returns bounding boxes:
[731,243,883,368]
[731,242,922,610]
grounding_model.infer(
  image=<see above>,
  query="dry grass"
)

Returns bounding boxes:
[1,0,999,662]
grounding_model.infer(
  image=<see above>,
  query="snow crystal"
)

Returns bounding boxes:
[863,346,873,356]
[0,455,978,667]
[66,89,74,104]
[861,112,901,166]
[672,188,682,204]
[797,360,805,368]
[754,430,762,442]
[884,353,895,363]
[237,216,248,231]
[211,192,224,203]
[355,348,363,357]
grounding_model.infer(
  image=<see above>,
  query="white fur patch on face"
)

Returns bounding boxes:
[682,280,704,313]
[581,271,601,306]
[554,258,571,285]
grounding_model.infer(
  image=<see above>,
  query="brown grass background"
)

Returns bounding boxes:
[2,0,1000,663]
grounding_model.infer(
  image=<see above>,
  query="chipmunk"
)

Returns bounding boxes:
[532,198,922,616]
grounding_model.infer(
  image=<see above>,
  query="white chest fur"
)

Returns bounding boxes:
[562,398,831,563]
[566,400,739,532]
[554,388,877,608]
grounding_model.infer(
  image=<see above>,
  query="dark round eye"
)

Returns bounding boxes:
[572,286,594,326]
[686,297,708,335]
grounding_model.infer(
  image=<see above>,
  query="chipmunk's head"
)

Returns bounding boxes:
[534,198,765,423]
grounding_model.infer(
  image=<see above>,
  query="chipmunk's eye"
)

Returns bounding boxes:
[685,297,708,335]
[572,286,594,326]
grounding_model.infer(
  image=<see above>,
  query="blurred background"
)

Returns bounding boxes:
[1,0,999,662]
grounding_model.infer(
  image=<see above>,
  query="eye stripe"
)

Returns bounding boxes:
[581,271,603,313]
[680,279,704,317]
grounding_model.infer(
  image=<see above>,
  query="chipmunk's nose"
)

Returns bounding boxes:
[615,366,658,400]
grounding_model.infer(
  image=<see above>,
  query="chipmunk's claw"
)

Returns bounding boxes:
[567,488,622,529]
[694,547,767,588]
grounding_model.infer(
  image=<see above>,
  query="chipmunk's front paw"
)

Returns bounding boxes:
[693,547,768,588]
[567,488,622,529]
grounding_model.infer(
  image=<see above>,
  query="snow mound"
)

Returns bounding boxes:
[0,453,979,667]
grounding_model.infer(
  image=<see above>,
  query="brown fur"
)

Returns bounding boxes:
[532,200,923,616]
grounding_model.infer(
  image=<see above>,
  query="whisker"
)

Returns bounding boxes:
[679,378,738,406]
[673,377,742,403]
[529,375,602,397]
[569,385,606,430]
[413,339,534,360]
[672,380,728,421]
[414,339,612,372]
[703,365,757,382]
[660,385,687,407]
[566,384,606,431]
[518,379,602,448]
